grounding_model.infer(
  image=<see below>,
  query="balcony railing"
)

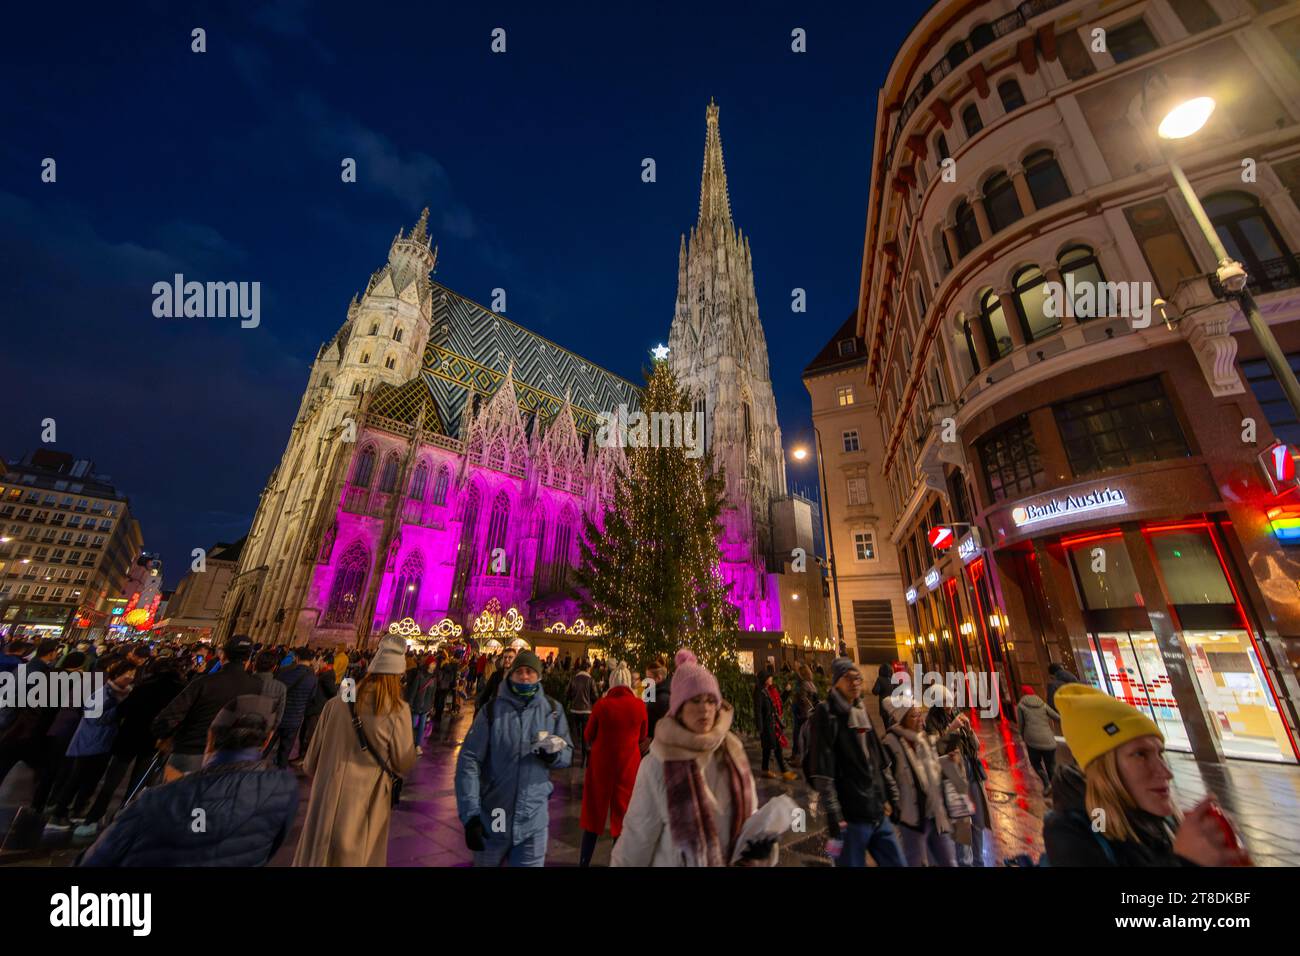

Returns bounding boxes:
[342,485,367,514]
[1250,253,1300,295]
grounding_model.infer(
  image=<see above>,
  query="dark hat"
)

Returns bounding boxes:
[509,650,543,676]
[225,634,254,660]
[831,657,860,685]
[209,694,277,738]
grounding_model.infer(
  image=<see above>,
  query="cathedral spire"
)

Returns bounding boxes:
[697,98,733,230]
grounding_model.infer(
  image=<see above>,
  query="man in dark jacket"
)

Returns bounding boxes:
[475,647,516,710]
[151,635,261,777]
[1045,662,1080,711]
[273,648,320,767]
[79,694,298,866]
[644,659,670,740]
[0,639,61,789]
[810,658,905,867]
[432,653,459,729]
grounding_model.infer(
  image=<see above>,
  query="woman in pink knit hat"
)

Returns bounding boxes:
[611,650,776,867]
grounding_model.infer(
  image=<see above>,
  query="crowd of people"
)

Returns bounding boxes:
[0,632,1254,869]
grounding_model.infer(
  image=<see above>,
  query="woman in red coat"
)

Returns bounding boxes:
[579,661,647,866]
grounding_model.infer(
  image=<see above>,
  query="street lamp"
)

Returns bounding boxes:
[1144,76,1300,423]
[792,433,846,653]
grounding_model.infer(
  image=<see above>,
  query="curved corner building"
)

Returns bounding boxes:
[859,0,1300,762]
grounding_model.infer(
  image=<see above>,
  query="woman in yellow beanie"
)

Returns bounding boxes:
[1043,684,1250,866]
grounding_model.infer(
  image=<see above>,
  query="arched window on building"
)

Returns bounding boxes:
[484,492,510,575]
[360,352,371,364]
[378,453,399,493]
[1013,265,1056,341]
[1205,191,1300,294]
[983,171,1022,233]
[409,461,429,500]
[998,79,1026,113]
[962,103,983,138]
[978,288,1014,359]
[955,200,981,257]
[933,227,952,277]
[935,132,950,164]
[969,22,995,51]
[550,507,576,592]
[1024,150,1070,209]
[531,515,549,597]
[392,550,423,621]
[913,277,928,321]
[954,314,980,380]
[1059,245,1106,320]
[393,326,404,343]
[384,356,396,370]
[352,445,377,487]
[432,465,451,506]
[370,323,379,335]
[945,39,969,71]
[325,542,369,624]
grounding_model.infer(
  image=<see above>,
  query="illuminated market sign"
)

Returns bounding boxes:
[905,587,918,605]
[1010,487,1126,528]
[924,568,940,591]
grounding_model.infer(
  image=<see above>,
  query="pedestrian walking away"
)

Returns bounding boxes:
[579,661,646,866]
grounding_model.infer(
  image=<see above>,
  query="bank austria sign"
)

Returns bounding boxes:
[1011,486,1127,528]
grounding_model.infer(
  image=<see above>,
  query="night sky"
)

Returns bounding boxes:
[0,1,920,587]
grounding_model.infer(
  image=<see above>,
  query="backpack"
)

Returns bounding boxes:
[800,702,838,785]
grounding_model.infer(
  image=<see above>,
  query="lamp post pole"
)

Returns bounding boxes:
[1164,155,1300,422]
[811,426,846,656]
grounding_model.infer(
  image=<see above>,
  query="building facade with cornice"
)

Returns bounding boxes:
[859,0,1300,763]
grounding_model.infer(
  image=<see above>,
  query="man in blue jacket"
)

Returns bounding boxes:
[78,694,298,866]
[455,650,571,867]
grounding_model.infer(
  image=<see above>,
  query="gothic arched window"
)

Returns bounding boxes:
[432,465,451,506]
[378,453,399,493]
[393,326,404,343]
[326,542,369,624]
[550,507,576,592]
[352,446,377,487]
[392,550,423,621]
[409,461,429,500]
[484,491,510,574]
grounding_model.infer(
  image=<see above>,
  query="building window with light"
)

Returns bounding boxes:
[837,385,855,407]
[977,415,1044,502]
[842,430,860,453]
[854,530,877,561]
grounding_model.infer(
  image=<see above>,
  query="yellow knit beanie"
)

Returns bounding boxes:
[1055,683,1162,769]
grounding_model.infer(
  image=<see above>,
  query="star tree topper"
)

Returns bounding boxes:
[650,343,670,361]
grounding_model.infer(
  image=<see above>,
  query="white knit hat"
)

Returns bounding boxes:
[367,635,407,675]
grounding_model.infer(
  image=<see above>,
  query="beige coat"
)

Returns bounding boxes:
[292,695,416,867]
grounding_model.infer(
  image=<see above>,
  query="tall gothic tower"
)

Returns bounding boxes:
[669,100,787,631]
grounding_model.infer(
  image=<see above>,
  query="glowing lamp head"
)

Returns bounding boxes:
[1157,96,1215,140]
[792,447,808,461]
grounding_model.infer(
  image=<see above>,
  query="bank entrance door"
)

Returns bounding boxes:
[1087,631,1192,752]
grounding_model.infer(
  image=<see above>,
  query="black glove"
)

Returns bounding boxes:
[464,816,486,852]
[737,835,777,862]
[536,749,559,765]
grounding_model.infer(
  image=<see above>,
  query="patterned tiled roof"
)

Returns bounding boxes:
[422,284,640,435]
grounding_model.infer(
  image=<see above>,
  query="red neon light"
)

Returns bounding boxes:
[1059,529,1123,548]
[1144,521,1300,762]
[965,560,1005,721]
[943,578,969,674]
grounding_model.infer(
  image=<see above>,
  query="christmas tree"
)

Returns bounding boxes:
[577,358,739,671]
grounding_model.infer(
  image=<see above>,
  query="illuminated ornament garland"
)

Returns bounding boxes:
[473,600,522,639]
[544,619,605,637]
[429,617,463,640]
[387,617,423,638]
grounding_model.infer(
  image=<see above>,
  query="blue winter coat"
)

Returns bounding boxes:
[78,754,299,867]
[455,680,572,847]
[275,663,319,732]
[66,684,125,758]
